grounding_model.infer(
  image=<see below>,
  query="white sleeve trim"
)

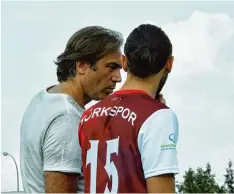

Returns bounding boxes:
[43,166,81,174]
[144,167,179,179]
[137,109,179,178]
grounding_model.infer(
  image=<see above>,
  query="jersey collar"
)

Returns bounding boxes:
[113,89,151,97]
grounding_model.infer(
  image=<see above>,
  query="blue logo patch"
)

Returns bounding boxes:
[169,133,176,144]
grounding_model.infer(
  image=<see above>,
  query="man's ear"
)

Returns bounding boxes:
[121,55,128,72]
[166,56,174,73]
[76,61,90,75]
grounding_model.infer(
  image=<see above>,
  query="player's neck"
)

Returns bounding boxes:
[120,74,161,99]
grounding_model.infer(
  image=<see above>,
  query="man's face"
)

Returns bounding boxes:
[81,51,122,101]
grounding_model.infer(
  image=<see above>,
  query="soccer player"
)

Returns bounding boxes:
[79,24,179,193]
[20,26,124,193]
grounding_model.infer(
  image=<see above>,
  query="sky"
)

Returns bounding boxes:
[1,1,234,192]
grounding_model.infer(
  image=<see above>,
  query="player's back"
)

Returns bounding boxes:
[79,89,176,193]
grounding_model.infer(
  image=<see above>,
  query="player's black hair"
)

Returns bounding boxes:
[54,26,123,82]
[124,24,172,78]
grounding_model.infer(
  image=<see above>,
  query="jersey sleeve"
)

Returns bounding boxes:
[43,114,82,174]
[137,109,179,179]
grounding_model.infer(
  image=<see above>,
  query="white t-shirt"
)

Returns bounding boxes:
[20,87,84,193]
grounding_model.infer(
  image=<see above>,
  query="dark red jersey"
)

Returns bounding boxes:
[79,89,179,193]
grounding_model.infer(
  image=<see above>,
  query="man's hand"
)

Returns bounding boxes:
[156,93,166,105]
[44,171,78,193]
[146,174,176,193]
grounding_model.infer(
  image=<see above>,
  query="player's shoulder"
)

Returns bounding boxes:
[122,92,170,116]
[138,95,178,123]
[106,91,172,127]
[139,99,175,125]
[139,108,179,146]
[145,107,178,124]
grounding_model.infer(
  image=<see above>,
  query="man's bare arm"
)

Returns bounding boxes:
[146,174,175,193]
[43,115,83,193]
[44,172,78,193]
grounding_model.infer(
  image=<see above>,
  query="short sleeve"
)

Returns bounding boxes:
[43,114,82,174]
[137,109,179,179]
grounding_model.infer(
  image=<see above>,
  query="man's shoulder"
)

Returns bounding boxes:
[21,88,85,138]
[32,88,84,117]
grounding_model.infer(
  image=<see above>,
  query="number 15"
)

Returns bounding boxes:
[86,137,120,193]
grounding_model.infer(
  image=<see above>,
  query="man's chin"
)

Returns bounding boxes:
[96,91,113,101]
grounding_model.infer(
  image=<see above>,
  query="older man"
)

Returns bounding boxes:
[20,26,124,193]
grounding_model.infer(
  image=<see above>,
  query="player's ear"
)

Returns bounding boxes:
[166,56,174,73]
[121,55,128,72]
[76,61,90,75]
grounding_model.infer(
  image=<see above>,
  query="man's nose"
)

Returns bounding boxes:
[112,69,122,83]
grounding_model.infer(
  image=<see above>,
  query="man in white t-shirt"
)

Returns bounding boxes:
[20,26,125,193]
[79,24,179,193]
